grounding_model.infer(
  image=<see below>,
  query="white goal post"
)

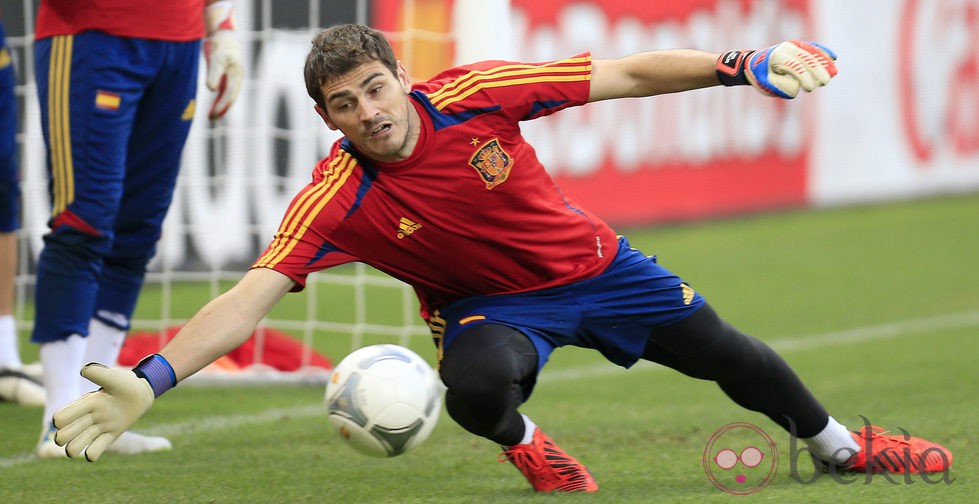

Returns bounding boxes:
[6,0,512,382]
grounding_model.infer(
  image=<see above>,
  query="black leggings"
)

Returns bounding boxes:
[439,324,538,446]
[640,303,828,436]
[438,303,829,446]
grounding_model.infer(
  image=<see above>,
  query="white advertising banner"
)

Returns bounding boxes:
[813,0,979,204]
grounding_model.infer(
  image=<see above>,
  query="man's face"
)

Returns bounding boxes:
[316,61,418,163]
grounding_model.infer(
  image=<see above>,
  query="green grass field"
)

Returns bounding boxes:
[2,194,977,503]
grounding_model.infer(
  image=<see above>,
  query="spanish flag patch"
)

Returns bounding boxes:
[94,90,121,111]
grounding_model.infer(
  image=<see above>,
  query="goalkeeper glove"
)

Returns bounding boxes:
[716,40,837,99]
[203,1,243,120]
[53,356,176,462]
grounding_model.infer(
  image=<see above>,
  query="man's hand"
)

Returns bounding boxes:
[716,40,837,99]
[204,1,243,120]
[53,363,155,462]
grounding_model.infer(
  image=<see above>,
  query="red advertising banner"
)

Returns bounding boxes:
[509,0,818,226]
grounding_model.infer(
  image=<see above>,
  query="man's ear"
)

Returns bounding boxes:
[314,104,338,131]
[396,61,412,93]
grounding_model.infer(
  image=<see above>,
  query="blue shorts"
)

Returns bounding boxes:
[0,21,18,232]
[33,30,199,244]
[433,236,706,373]
[31,31,200,342]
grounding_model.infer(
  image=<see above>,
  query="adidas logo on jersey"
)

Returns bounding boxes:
[397,217,422,239]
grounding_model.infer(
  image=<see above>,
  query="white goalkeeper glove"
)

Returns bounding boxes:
[203,1,243,120]
[716,40,837,99]
[53,363,154,461]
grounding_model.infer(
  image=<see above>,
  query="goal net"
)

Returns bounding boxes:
[7,0,510,383]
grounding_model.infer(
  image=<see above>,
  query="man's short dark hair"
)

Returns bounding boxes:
[304,24,399,110]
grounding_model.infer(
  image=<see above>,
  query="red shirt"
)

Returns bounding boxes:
[35,0,205,41]
[253,54,618,317]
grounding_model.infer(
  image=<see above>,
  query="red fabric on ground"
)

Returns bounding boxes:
[118,326,332,371]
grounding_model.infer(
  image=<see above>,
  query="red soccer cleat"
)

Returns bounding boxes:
[499,427,598,492]
[843,425,953,473]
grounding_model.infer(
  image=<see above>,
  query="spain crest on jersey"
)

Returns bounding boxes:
[468,138,512,189]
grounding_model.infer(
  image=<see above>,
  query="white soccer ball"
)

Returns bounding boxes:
[324,344,442,457]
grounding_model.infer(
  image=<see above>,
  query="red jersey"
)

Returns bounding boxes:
[253,54,618,317]
[35,0,205,41]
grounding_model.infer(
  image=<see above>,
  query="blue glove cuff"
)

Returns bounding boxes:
[133,354,177,398]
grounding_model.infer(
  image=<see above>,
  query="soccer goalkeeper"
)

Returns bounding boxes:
[50,24,952,491]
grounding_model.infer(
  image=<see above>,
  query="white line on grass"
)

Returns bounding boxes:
[3,309,977,468]
[149,404,326,438]
[539,309,979,382]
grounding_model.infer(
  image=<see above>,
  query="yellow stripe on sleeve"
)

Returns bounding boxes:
[255,153,356,268]
[434,74,591,110]
[427,57,591,110]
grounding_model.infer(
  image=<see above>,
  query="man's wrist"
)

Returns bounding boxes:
[715,50,753,87]
[205,1,235,35]
[132,354,177,398]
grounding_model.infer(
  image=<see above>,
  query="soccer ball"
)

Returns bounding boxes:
[324,344,442,457]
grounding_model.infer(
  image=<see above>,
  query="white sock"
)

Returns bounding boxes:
[802,416,861,464]
[79,318,127,395]
[517,414,537,445]
[0,315,22,369]
[40,334,87,429]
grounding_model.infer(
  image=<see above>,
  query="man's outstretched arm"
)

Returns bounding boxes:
[159,268,293,381]
[52,267,294,461]
[588,40,837,102]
